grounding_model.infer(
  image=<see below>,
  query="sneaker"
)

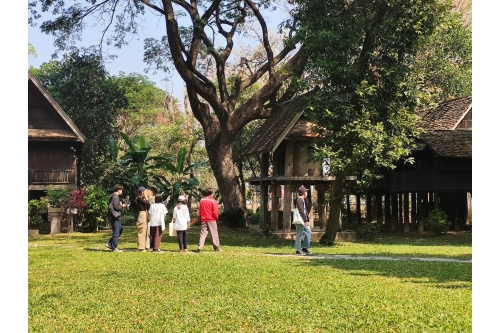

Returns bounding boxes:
[138,249,147,252]
[182,249,188,253]
[153,249,163,253]
[112,248,123,253]
[215,248,223,252]
[295,250,305,256]
[195,249,201,253]
[302,248,312,255]
[105,243,111,249]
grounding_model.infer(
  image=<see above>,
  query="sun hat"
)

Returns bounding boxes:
[178,195,187,201]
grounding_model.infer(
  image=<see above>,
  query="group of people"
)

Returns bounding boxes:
[106,184,311,255]
[106,185,222,253]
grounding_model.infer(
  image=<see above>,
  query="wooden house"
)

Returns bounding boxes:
[368,96,472,231]
[242,100,351,236]
[28,71,86,200]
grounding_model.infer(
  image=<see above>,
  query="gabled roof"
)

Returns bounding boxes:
[242,99,307,156]
[418,96,472,130]
[28,71,86,143]
[418,130,472,158]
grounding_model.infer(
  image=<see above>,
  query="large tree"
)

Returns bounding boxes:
[292,0,452,244]
[31,52,128,187]
[29,0,310,226]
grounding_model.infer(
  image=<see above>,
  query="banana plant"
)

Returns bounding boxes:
[156,147,208,209]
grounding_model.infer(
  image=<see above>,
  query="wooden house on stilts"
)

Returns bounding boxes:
[242,100,354,238]
[28,71,86,200]
[368,96,472,232]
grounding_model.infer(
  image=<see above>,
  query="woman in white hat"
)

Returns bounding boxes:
[172,195,191,252]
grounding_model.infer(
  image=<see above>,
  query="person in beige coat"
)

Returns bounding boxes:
[135,186,150,252]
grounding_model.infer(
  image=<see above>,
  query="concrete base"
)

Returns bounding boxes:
[48,207,64,235]
[272,230,357,242]
[272,230,324,241]
[28,229,39,237]
[335,231,357,242]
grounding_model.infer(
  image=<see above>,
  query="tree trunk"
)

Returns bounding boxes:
[205,132,247,228]
[320,173,344,245]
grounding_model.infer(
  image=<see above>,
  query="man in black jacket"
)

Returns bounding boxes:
[106,184,128,252]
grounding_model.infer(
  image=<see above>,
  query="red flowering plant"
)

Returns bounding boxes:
[64,188,87,214]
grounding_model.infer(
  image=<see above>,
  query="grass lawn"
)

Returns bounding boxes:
[28,225,472,333]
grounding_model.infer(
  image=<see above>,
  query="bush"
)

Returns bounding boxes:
[356,222,381,241]
[45,185,71,208]
[83,185,109,232]
[248,211,260,225]
[425,208,451,235]
[28,198,48,228]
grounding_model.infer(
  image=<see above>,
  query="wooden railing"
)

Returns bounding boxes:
[29,169,75,184]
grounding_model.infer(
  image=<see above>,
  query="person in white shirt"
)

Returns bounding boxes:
[148,194,168,253]
[172,195,191,252]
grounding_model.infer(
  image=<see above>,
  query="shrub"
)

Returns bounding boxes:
[248,211,260,225]
[356,222,381,241]
[45,185,71,208]
[425,208,451,235]
[28,198,48,229]
[83,185,109,232]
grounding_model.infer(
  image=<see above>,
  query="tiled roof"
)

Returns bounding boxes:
[242,99,306,155]
[418,96,472,130]
[419,130,472,158]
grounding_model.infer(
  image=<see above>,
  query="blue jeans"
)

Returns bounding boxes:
[108,218,123,250]
[295,224,311,251]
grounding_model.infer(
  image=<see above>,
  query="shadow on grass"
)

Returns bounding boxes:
[286,255,472,288]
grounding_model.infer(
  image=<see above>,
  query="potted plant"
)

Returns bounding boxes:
[45,185,71,234]
[28,197,48,237]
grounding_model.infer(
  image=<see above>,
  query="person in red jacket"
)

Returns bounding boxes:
[195,187,222,252]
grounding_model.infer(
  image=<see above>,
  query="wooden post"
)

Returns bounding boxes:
[283,183,292,233]
[418,192,426,233]
[308,186,314,229]
[411,192,417,230]
[356,193,362,224]
[404,192,410,233]
[251,189,257,212]
[366,194,372,223]
[318,189,327,231]
[384,192,390,228]
[391,193,397,231]
[259,153,269,229]
[271,184,279,230]
[376,190,383,227]
[398,193,403,228]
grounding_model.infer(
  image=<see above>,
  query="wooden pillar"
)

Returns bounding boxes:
[283,183,292,233]
[346,194,352,226]
[318,189,327,231]
[251,189,257,212]
[434,191,440,210]
[384,192,390,227]
[419,192,427,233]
[308,185,314,229]
[376,190,383,227]
[259,153,269,229]
[403,192,410,233]
[271,184,279,230]
[398,193,403,228]
[391,193,398,231]
[467,192,472,225]
[356,193,362,224]
[411,192,417,230]
[366,194,372,223]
